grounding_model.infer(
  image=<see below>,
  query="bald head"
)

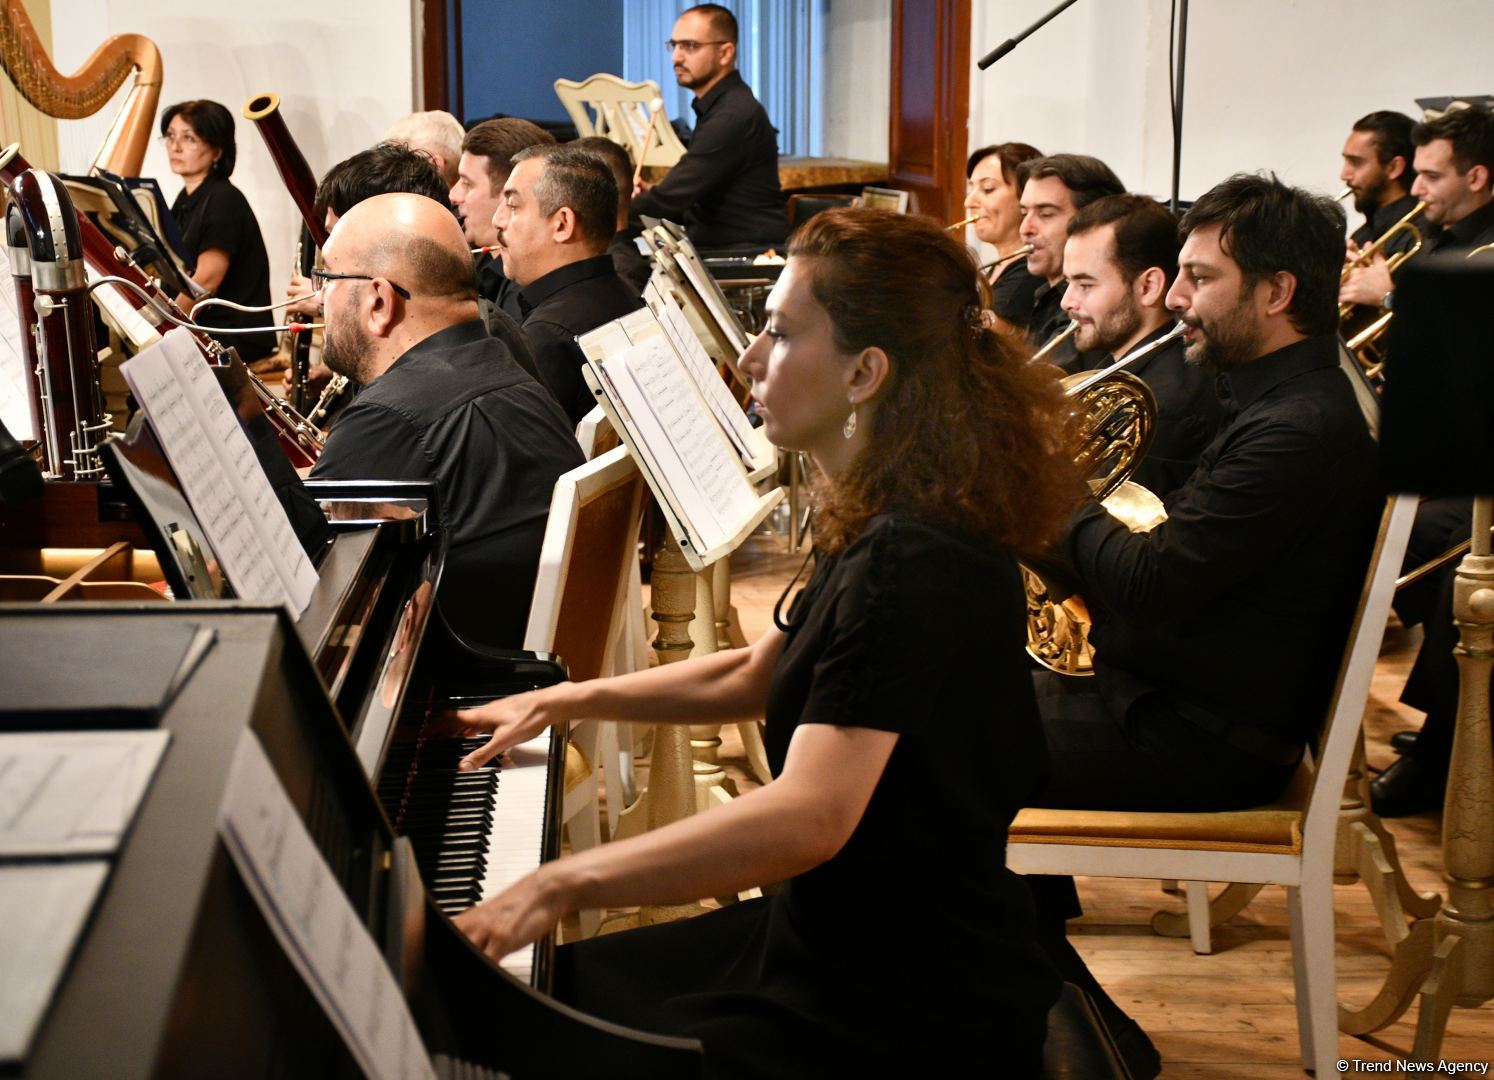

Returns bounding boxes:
[327,192,477,300]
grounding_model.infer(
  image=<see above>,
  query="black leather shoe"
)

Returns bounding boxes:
[1370,756,1446,818]
[1389,730,1420,755]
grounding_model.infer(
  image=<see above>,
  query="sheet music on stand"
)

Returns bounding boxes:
[120,328,319,615]
[579,306,780,572]
[639,217,751,358]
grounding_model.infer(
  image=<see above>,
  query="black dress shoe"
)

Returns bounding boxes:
[1370,756,1446,818]
[1390,730,1420,755]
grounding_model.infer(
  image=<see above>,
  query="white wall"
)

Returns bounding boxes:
[49,0,416,294]
[820,0,891,161]
[968,0,1494,230]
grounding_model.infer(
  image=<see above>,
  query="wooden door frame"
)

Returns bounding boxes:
[888,0,971,224]
[420,0,464,122]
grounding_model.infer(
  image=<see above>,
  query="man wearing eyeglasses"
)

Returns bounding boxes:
[309,192,584,650]
[630,3,788,253]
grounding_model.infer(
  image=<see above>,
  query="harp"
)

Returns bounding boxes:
[0,0,162,176]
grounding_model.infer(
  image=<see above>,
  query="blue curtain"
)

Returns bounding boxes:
[622,0,824,156]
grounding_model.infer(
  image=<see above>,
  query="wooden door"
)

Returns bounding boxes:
[888,0,971,225]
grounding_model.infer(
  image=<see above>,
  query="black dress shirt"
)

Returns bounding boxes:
[608,232,654,294]
[1063,333,1381,746]
[989,258,1043,330]
[309,319,585,649]
[170,174,276,360]
[476,252,525,322]
[1429,197,1494,253]
[631,70,788,251]
[518,254,644,425]
[1350,193,1425,256]
[1109,322,1225,499]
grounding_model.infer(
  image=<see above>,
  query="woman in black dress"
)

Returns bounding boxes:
[160,100,277,361]
[965,142,1044,333]
[450,208,1082,1078]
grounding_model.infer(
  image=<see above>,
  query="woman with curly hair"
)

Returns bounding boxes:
[449,207,1082,1077]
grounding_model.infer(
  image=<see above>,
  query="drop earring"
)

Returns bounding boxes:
[842,405,858,440]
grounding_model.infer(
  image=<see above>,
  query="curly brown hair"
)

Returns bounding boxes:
[788,208,1083,556]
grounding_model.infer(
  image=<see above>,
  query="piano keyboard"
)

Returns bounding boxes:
[377,693,554,984]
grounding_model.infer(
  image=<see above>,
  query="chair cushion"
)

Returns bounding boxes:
[564,740,593,793]
[1010,760,1312,855]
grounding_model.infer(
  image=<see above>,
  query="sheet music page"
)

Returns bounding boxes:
[0,251,34,441]
[0,861,111,1064]
[0,730,170,858]
[669,236,750,354]
[218,731,436,1080]
[84,264,162,351]
[605,334,757,551]
[122,329,318,614]
[644,281,760,466]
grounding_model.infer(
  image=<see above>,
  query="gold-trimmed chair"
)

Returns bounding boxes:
[1007,493,1417,1078]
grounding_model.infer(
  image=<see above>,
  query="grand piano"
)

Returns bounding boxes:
[0,388,703,1078]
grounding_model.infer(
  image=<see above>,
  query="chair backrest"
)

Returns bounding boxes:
[553,74,686,170]
[524,445,647,683]
[575,405,621,461]
[1300,494,1417,854]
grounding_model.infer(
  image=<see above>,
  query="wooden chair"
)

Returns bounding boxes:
[553,73,686,171]
[523,444,649,937]
[1007,494,1417,1078]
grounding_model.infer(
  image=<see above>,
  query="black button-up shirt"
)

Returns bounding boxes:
[631,70,788,251]
[310,319,585,649]
[476,251,526,322]
[1429,197,1494,253]
[170,174,277,360]
[1063,333,1381,744]
[1108,322,1225,499]
[518,254,643,425]
[1350,193,1425,256]
[989,257,1043,330]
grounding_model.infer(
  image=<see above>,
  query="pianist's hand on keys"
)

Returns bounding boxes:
[438,688,557,772]
[453,863,567,963]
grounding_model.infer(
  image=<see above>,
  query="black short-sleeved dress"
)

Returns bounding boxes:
[170,173,277,360]
[554,513,1061,1078]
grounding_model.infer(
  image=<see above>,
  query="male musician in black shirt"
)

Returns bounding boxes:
[629,3,788,252]
[1362,103,1494,815]
[450,118,557,322]
[1016,153,1124,366]
[497,144,644,426]
[1059,193,1223,498]
[1026,175,1380,1079]
[1340,110,1424,259]
[308,193,584,650]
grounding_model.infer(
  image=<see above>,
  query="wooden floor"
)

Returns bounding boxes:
[700,531,1494,1077]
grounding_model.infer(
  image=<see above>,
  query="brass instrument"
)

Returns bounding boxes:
[1335,187,1353,202]
[1032,321,1078,362]
[1024,323,1184,675]
[0,0,161,176]
[980,243,1034,274]
[946,214,979,231]
[1338,200,1425,321]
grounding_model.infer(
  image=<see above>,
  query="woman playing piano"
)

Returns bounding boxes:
[450,207,1081,1076]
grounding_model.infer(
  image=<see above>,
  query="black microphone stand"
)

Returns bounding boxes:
[976,0,1080,70]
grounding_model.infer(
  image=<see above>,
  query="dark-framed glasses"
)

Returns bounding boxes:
[311,269,412,299]
[665,38,727,53]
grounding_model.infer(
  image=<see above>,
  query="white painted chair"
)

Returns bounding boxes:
[524,444,648,938]
[1007,494,1417,1078]
[554,73,686,170]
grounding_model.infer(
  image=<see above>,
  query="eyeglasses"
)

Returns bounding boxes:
[159,131,202,148]
[311,269,412,299]
[665,38,727,54]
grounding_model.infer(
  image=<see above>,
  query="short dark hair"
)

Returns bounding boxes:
[1180,173,1345,337]
[1412,104,1494,175]
[404,235,478,301]
[1018,153,1125,210]
[684,3,738,45]
[1352,110,1417,188]
[462,117,556,189]
[1068,194,1181,286]
[159,100,237,177]
[572,136,632,218]
[511,144,618,245]
[965,142,1043,188]
[315,142,452,220]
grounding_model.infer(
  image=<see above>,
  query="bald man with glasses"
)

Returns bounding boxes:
[630,2,788,252]
[309,193,584,649]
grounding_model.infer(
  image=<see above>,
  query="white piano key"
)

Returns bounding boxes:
[478,730,552,983]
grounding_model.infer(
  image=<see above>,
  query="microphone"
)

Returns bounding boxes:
[0,417,43,506]
[976,0,1081,70]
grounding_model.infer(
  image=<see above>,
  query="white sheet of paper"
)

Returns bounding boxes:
[669,235,750,354]
[121,329,318,614]
[218,731,435,1080]
[0,250,34,442]
[84,264,162,351]
[0,730,170,858]
[0,860,111,1064]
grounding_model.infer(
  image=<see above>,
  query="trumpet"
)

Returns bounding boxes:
[946,214,979,231]
[1335,187,1354,202]
[980,243,1034,273]
[1339,200,1425,315]
[1032,321,1078,362]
